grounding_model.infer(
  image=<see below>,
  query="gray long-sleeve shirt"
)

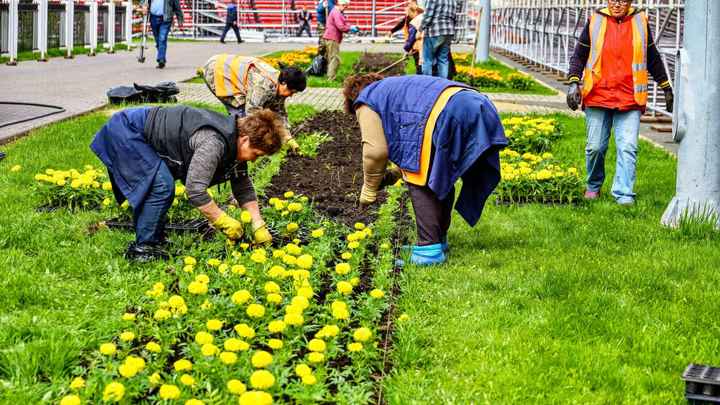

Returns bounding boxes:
[186,129,256,207]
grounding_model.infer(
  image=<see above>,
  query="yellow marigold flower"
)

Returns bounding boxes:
[168,295,185,308]
[336,281,353,295]
[239,391,273,405]
[348,342,363,352]
[174,359,193,372]
[316,324,340,339]
[207,258,221,267]
[102,382,125,402]
[119,331,135,342]
[251,350,273,368]
[292,269,310,280]
[231,264,247,275]
[283,191,295,198]
[188,281,208,295]
[231,289,252,305]
[154,308,171,321]
[247,304,266,318]
[296,286,314,299]
[263,281,280,294]
[266,293,282,304]
[284,313,304,326]
[370,289,385,299]
[60,395,80,405]
[219,351,238,365]
[364,228,373,237]
[56,179,66,186]
[116,364,136,379]
[146,341,161,353]
[350,277,360,287]
[398,313,410,322]
[308,338,326,352]
[285,304,302,315]
[195,331,213,345]
[227,379,247,395]
[353,327,372,342]
[69,376,85,390]
[195,274,210,284]
[206,319,223,331]
[335,262,351,275]
[346,233,357,242]
[286,222,299,233]
[287,202,303,212]
[302,374,317,385]
[295,363,312,377]
[149,372,162,385]
[354,222,366,230]
[285,243,302,256]
[159,384,181,400]
[234,323,256,339]
[240,210,253,223]
[101,181,113,191]
[282,255,297,266]
[240,242,250,250]
[268,320,286,333]
[332,307,349,320]
[308,352,325,363]
[201,343,219,357]
[311,228,325,238]
[291,295,309,309]
[218,263,229,274]
[185,399,204,405]
[99,342,116,356]
[200,299,213,310]
[296,254,313,269]
[122,313,136,321]
[102,197,112,207]
[348,241,360,250]
[268,339,283,349]
[250,370,275,389]
[250,250,267,264]
[224,337,249,352]
[180,373,195,386]
[10,165,21,172]
[340,252,352,260]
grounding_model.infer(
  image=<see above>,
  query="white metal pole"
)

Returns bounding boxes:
[108,0,115,52]
[662,0,720,228]
[475,0,491,62]
[65,0,74,58]
[125,0,132,48]
[7,0,18,65]
[89,0,97,55]
[37,0,48,61]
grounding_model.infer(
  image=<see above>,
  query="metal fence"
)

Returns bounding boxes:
[490,0,684,116]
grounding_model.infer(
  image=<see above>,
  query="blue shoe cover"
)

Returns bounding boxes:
[395,243,446,267]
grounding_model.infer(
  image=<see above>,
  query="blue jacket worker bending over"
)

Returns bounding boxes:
[91,107,287,262]
[344,74,508,266]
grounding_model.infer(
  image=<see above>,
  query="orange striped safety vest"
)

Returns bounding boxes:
[212,55,278,98]
[582,9,649,106]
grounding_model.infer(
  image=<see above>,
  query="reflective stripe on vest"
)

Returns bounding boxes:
[213,55,278,98]
[582,10,649,106]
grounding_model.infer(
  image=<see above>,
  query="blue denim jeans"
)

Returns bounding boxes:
[422,35,452,78]
[584,107,641,203]
[150,14,171,63]
[133,161,175,244]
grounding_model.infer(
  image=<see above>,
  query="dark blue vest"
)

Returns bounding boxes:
[354,75,470,172]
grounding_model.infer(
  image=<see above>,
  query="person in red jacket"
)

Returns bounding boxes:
[567,0,673,206]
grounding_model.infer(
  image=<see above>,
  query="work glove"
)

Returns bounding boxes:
[213,212,243,240]
[350,26,360,34]
[359,184,378,206]
[663,87,674,113]
[378,166,402,190]
[566,82,581,111]
[287,138,300,152]
[252,221,273,245]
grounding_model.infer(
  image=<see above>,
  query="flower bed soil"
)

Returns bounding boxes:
[352,52,407,77]
[265,111,388,227]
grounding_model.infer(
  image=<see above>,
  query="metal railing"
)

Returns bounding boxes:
[490,0,684,116]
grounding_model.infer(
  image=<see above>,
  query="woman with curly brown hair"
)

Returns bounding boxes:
[91,106,287,262]
[344,73,508,266]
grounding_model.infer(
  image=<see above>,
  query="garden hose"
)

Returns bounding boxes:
[0,101,66,129]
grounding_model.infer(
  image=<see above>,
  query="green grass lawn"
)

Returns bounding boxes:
[384,115,720,403]
[0,103,315,403]
[0,44,130,64]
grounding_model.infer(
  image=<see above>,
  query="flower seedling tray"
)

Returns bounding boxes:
[104,217,214,237]
[682,364,720,404]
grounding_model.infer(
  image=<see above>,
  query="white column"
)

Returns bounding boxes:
[7,0,18,65]
[474,0,491,63]
[107,0,115,52]
[89,0,98,55]
[37,0,48,61]
[64,0,74,58]
[124,0,132,48]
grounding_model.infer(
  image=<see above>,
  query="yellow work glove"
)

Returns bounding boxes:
[359,185,378,206]
[213,212,243,240]
[287,138,300,152]
[253,221,273,245]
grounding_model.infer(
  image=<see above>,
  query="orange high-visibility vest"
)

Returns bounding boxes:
[582,9,649,106]
[213,55,278,98]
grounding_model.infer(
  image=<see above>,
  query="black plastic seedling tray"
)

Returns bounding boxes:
[683,364,720,404]
[104,217,215,238]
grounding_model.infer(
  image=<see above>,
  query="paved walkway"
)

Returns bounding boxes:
[0,41,432,143]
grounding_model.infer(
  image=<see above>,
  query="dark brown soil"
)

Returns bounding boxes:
[265,111,387,227]
[352,52,407,77]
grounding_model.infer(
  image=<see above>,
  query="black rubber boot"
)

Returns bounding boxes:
[125,242,169,263]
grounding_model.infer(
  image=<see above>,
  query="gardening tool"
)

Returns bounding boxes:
[137,12,148,63]
[376,53,408,75]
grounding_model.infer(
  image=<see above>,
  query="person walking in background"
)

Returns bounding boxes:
[386,0,416,39]
[323,0,358,81]
[566,0,673,206]
[142,0,184,69]
[220,2,243,44]
[316,0,335,54]
[297,6,313,37]
[420,0,460,78]
[403,3,424,73]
